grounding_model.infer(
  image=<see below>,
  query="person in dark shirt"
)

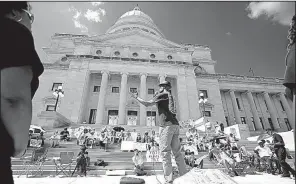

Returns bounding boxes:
[0,2,44,184]
[60,128,70,141]
[266,128,295,178]
[131,80,186,184]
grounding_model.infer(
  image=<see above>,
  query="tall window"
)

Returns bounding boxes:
[51,83,62,91]
[279,100,285,111]
[251,117,256,130]
[268,118,274,130]
[284,118,291,131]
[259,117,264,130]
[148,89,155,95]
[264,100,268,110]
[46,105,55,111]
[130,88,137,93]
[112,87,120,93]
[199,90,208,98]
[204,111,211,117]
[236,98,241,110]
[241,117,246,124]
[93,86,100,92]
[225,116,229,126]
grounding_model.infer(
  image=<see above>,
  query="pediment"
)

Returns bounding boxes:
[95,30,182,48]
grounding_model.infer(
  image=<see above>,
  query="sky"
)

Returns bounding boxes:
[30,1,295,78]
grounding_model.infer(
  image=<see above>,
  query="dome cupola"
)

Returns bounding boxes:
[106,5,165,38]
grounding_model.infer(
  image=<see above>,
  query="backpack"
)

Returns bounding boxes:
[95,159,108,167]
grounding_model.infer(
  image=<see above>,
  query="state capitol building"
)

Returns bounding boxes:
[32,6,294,134]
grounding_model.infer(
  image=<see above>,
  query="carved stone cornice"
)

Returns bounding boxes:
[196,73,284,84]
[43,63,69,70]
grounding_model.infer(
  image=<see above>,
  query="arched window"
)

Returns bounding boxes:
[96,50,102,55]
[132,52,138,57]
[114,51,120,56]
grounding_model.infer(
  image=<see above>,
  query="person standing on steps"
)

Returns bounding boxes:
[266,128,295,179]
[131,80,187,184]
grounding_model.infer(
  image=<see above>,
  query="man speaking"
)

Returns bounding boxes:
[131,80,186,184]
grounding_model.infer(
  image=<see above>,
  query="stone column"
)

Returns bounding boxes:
[263,92,280,129]
[118,72,128,125]
[96,70,109,125]
[229,90,242,124]
[246,91,262,130]
[279,93,293,125]
[176,75,190,121]
[140,73,147,126]
[159,74,167,83]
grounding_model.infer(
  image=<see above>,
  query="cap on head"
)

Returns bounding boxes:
[159,81,171,88]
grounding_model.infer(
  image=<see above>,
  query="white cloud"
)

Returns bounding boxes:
[73,20,88,32]
[67,3,106,33]
[84,9,106,23]
[246,2,295,26]
[226,32,232,36]
[91,2,104,7]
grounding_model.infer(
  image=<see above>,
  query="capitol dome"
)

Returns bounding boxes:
[106,6,165,38]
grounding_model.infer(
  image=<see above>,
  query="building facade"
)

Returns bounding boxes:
[32,6,294,133]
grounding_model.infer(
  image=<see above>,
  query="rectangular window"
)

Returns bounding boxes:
[279,101,285,111]
[236,98,241,110]
[112,87,120,93]
[51,83,62,91]
[127,111,137,116]
[46,105,55,111]
[148,88,155,95]
[93,86,100,92]
[241,117,246,124]
[284,118,291,131]
[108,110,118,116]
[147,111,156,116]
[199,90,208,98]
[259,117,265,130]
[130,88,137,93]
[225,116,229,126]
[204,111,211,117]
[268,118,274,130]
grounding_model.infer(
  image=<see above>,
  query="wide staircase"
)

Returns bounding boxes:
[12,125,295,177]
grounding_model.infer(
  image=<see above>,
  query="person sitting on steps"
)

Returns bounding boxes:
[60,128,70,141]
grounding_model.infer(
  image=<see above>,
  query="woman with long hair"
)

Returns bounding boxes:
[0,2,44,183]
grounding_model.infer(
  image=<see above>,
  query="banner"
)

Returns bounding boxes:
[146,147,161,162]
[120,141,148,151]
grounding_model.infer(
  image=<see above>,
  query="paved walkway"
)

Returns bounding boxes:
[13,173,295,184]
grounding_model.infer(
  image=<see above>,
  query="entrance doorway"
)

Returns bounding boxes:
[147,111,156,126]
[127,111,138,125]
[108,110,119,125]
[89,109,97,124]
